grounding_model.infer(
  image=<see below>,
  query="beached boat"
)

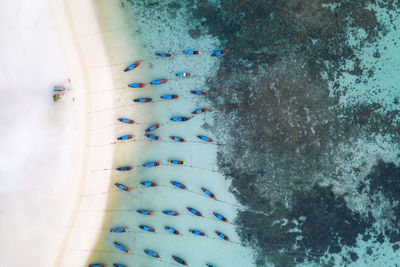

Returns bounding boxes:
[170,136,186,142]
[162,210,180,216]
[168,159,186,165]
[171,181,187,189]
[140,181,157,187]
[113,242,131,254]
[201,187,217,199]
[155,52,173,57]
[192,108,209,114]
[143,161,162,168]
[215,231,230,242]
[150,79,169,85]
[137,209,154,215]
[117,135,134,141]
[161,94,179,99]
[172,255,189,266]
[165,226,182,235]
[124,60,142,72]
[187,207,203,217]
[118,118,134,124]
[189,229,206,236]
[109,227,129,233]
[128,83,147,88]
[144,249,160,258]
[89,264,104,267]
[213,212,229,223]
[176,72,193,77]
[114,183,131,192]
[190,90,208,96]
[145,123,161,132]
[145,133,162,141]
[116,166,133,171]
[133,97,152,103]
[211,49,228,57]
[139,225,155,232]
[113,264,126,267]
[170,116,191,122]
[197,135,214,142]
[183,49,201,55]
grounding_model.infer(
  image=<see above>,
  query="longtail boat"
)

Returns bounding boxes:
[89,264,105,267]
[189,229,206,236]
[128,83,147,88]
[183,49,200,55]
[170,116,191,122]
[144,249,160,258]
[124,60,142,72]
[172,255,189,266]
[118,118,134,124]
[171,181,187,189]
[197,135,214,142]
[145,134,162,141]
[201,187,217,200]
[192,108,209,114]
[176,72,193,77]
[190,90,208,96]
[117,135,134,141]
[113,264,126,267]
[133,97,152,103]
[109,227,129,233]
[139,225,155,232]
[137,209,154,215]
[113,242,131,254]
[168,159,186,165]
[161,94,179,99]
[170,136,186,142]
[145,123,161,132]
[165,226,181,235]
[116,166,133,171]
[213,212,229,223]
[211,49,228,57]
[114,183,131,192]
[140,181,157,187]
[162,210,180,216]
[150,79,169,85]
[156,52,173,57]
[187,207,203,217]
[143,161,162,168]
[215,231,230,242]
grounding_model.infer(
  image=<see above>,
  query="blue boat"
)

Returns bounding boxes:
[165,226,181,235]
[171,181,187,189]
[113,242,131,254]
[142,161,162,168]
[156,52,173,57]
[139,225,155,232]
[183,49,201,55]
[162,210,180,216]
[140,181,157,187]
[109,227,129,233]
[144,249,160,258]
[190,90,208,95]
[145,133,162,141]
[113,264,126,267]
[211,49,228,57]
[215,231,230,241]
[133,97,152,103]
[89,264,104,267]
[189,229,206,236]
[150,79,169,85]
[161,94,179,99]
[124,60,142,72]
[176,72,193,77]
[137,209,154,215]
[145,123,161,132]
[116,166,133,171]
[128,83,146,88]
[117,135,134,141]
[114,183,131,192]
[170,116,191,122]
[187,207,203,217]
[118,118,134,124]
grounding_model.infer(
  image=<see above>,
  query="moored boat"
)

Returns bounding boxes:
[168,159,186,165]
[116,166,133,171]
[118,118,134,124]
[176,72,193,77]
[145,133,162,141]
[213,212,229,223]
[139,225,155,232]
[137,209,154,215]
[170,116,191,122]
[113,264,126,267]
[128,83,147,88]
[144,249,160,258]
[162,210,180,216]
[117,135,134,141]
[150,79,169,85]
[215,231,230,241]
[155,52,173,57]
[113,242,131,254]
[171,181,187,189]
[89,264,104,267]
[109,227,129,233]
[206,264,216,267]
[201,187,217,200]
[124,60,142,72]
[189,229,206,236]
[140,181,157,187]
[170,136,186,142]
[161,94,179,99]
[172,255,189,266]
[145,123,161,132]
[114,183,131,192]
[190,90,208,96]
[187,207,203,217]
[192,107,209,114]
[183,49,201,55]
[143,161,162,168]
[165,226,181,235]
[211,49,228,57]
[197,135,214,142]
[133,97,152,103]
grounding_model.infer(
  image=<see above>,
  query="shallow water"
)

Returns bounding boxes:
[87,0,400,266]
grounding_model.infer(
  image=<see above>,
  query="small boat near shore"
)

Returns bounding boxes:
[176,72,193,77]
[137,209,154,215]
[170,136,186,142]
[145,123,161,132]
[171,181,187,189]
[109,227,129,233]
[150,79,169,85]
[116,166,133,171]
[161,94,179,99]
[134,97,152,103]
[211,49,228,57]
[118,118,134,124]
[206,264,216,267]
[215,231,230,242]
[139,225,155,232]
[114,183,131,192]
[168,159,186,165]
[197,135,214,142]
[141,181,157,187]
[201,187,217,199]
[143,161,162,168]
[117,135,134,141]
[113,242,131,254]
[165,226,181,235]
[162,210,180,216]
[187,207,203,217]
[170,116,191,122]
[124,60,142,72]
[89,264,104,267]
[192,108,209,114]
[113,264,126,267]
[190,90,208,96]
[172,255,189,266]
[189,229,206,236]
[183,49,200,55]
[213,212,229,223]
[145,133,162,141]
[144,249,160,258]
[128,83,147,88]
[156,52,173,57]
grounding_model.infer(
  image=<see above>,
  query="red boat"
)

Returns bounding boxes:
[201,187,217,200]
[170,136,186,142]
[213,212,229,223]
[162,210,180,216]
[137,210,154,215]
[133,97,152,103]
[170,181,187,189]
[165,226,181,235]
[124,60,142,72]
[140,181,157,187]
[192,108,209,114]
[139,225,155,232]
[197,135,214,142]
[190,90,208,96]
[161,94,180,99]
[215,231,230,242]
[145,123,161,132]
[144,249,160,258]
[187,207,203,217]
[118,118,134,124]
[145,134,162,141]
[128,83,147,88]
[150,79,169,85]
